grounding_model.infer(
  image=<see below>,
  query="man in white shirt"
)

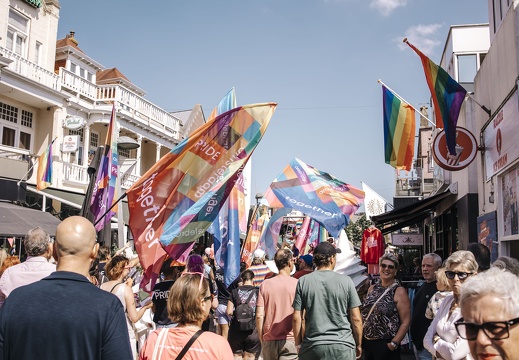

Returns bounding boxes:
[0,227,56,307]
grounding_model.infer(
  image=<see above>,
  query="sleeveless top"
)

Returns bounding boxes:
[361,282,400,340]
[111,283,133,334]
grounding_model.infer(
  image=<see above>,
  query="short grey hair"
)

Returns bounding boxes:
[444,250,478,273]
[379,253,399,267]
[423,253,442,269]
[492,256,519,276]
[24,227,51,257]
[460,267,519,316]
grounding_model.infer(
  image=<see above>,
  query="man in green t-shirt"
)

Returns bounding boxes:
[292,242,363,360]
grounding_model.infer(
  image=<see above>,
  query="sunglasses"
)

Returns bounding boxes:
[380,263,396,270]
[445,271,473,280]
[455,317,519,340]
[181,271,205,290]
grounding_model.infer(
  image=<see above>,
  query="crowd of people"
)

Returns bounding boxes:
[0,218,518,360]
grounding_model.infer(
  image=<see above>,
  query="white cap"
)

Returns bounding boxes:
[253,248,265,259]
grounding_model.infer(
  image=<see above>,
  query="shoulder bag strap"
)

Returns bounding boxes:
[151,328,169,360]
[175,329,204,360]
[364,283,397,324]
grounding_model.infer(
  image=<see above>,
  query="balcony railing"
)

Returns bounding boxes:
[0,46,60,90]
[60,69,181,141]
[97,85,180,138]
[59,68,97,100]
[63,162,89,184]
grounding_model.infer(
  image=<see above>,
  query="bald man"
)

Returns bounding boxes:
[0,216,132,360]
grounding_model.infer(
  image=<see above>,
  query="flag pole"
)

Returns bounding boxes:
[17,137,58,186]
[93,191,127,226]
[378,79,437,128]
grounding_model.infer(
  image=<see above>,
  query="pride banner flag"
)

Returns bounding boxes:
[382,85,416,171]
[241,206,270,266]
[405,39,467,155]
[90,105,119,231]
[264,158,364,237]
[207,88,244,286]
[36,137,57,191]
[127,103,276,291]
[259,207,291,260]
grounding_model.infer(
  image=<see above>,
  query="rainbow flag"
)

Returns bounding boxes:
[382,85,416,171]
[90,104,119,231]
[264,158,364,237]
[259,207,291,259]
[241,206,270,266]
[127,103,276,291]
[405,39,467,155]
[36,138,57,190]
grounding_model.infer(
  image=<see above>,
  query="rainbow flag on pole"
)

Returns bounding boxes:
[36,138,57,190]
[405,39,467,155]
[90,104,119,231]
[382,85,416,171]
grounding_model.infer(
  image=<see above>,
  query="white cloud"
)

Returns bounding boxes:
[395,23,444,55]
[370,0,409,16]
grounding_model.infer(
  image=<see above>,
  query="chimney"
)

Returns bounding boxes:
[66,31,78,46]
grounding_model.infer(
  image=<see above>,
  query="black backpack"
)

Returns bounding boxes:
[234,288,257,331]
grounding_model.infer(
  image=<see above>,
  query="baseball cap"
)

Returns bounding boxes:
[299,254,313,267]
[253,248,266,259]
[313,242,342,256]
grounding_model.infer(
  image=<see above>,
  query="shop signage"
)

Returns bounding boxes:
[62,135,79,153]
[391,233,423,246]
[477,211,498,263]
[500,163,519,239]
[64,115,84,130]
[432,127,478,171]
[484,90,519,180]
[24,0,42,8]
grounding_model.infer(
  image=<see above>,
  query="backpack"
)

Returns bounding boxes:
[234,288,257,331]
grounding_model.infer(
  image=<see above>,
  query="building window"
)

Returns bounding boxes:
[6,9,28,57]
[2,127,16,147]
[118,148,130,158]
[70,62,77,74]
[35,41,43,66]
[0,102,18,124]
[87,72,93,82]
[21,110,33,128]
[90,132,99,148]
[68,128,84,142]
[458,54,477,93]
[19,131,31,150]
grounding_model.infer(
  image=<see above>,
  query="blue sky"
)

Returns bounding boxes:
[58,0,488,204]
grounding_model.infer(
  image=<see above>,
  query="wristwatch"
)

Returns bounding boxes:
[390,341,399,349]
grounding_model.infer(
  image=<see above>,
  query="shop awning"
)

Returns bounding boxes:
[0,202,61,237]
[371,190,455,235]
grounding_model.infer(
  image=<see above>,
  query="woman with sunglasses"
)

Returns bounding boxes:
[100,255,153,359]
[424,250,478,360]
[361,253,411,360]
[457,267,519,360]
[139,273,233,359]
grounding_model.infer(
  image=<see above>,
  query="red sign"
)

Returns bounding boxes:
[432,127,478,171]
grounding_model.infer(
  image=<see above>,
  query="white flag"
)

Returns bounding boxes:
[361,182,388,220]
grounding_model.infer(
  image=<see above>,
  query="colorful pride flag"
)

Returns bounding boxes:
[207,88,244,286]
[405,39,467,155]
[36,137,57,190]
[241,205,270,266]
[90,104,119,231]
[127,103,276,291]
[263,158,364,238]
[382,85,416,171]
[259,207,291,260]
